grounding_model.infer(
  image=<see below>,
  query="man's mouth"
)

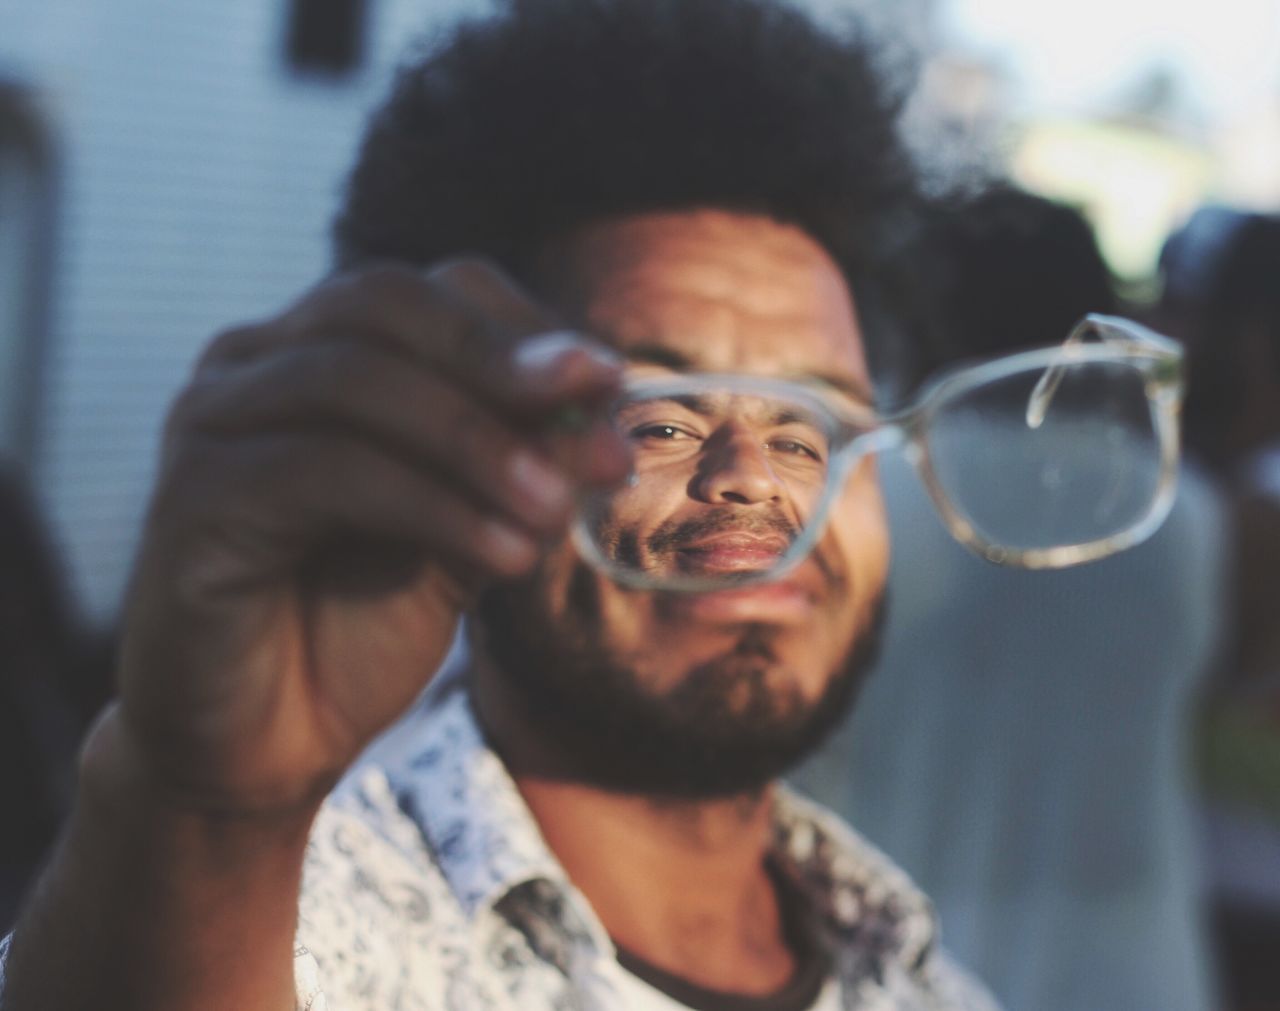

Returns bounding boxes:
[654,528,831,626]
[675,532,791,574]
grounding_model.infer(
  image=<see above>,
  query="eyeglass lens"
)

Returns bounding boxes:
[923,359,1165,558]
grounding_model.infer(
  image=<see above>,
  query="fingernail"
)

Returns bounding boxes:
[481,520,537,571]
[513,331,621,378]
[508,450,571,517]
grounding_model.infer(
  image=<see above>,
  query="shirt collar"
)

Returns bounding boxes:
[771,786,938,976]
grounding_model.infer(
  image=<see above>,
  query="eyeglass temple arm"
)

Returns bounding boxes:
[1024,314,1178,429]
[1025,317,1089,429]
[1083,313,1182,354]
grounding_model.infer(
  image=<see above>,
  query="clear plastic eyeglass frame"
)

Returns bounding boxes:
[571,314,1185,592]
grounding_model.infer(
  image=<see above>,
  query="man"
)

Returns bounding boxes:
[0,1,996,1007]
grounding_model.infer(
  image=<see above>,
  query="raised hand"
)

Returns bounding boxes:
[114,259,628,814]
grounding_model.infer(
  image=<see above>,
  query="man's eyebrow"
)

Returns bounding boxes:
[622,344,698,371]
[798,371,875,406]
[622,344,875,405]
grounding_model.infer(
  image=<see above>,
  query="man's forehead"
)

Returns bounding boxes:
[539,209,873,395]
[619,342,875,407]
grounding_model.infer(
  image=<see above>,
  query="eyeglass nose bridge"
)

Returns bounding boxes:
[834,420,912,471]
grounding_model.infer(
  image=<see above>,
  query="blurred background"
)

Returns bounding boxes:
[0,1,1277,1008]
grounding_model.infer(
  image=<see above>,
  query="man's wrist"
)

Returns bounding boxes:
[76,705,322,863]
[1,707,312,1011]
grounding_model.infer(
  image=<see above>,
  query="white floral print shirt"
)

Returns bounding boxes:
[0,673,998,1011]
[288,673,997,1011]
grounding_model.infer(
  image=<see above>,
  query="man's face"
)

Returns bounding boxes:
[477,209,890,796]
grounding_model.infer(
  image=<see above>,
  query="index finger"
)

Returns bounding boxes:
[204,259,624,414]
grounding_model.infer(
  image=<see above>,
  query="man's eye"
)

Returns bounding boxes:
[631,424,695,442]
[768,438,823,461]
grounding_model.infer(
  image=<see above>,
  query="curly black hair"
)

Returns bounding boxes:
[334,0,918,372]
[915,186,1117,366]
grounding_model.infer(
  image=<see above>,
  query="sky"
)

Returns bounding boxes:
[429,0,1280,124]
[938,0,1280,122]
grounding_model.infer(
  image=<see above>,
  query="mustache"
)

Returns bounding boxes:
[645,509,799,557]
[642,508,844,589]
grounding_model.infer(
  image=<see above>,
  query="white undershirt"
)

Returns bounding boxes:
[611,968,842,1011]
[1243,442,1280,502]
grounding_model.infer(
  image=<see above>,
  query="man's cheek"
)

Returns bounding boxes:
[533,545,740,673]
[580,479,668,567]
[829,463,889,588]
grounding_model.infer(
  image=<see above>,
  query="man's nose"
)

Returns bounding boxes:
[691,427,784,504]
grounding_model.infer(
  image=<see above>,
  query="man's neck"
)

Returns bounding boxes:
[472,659,797,996]
[522,777,793,987]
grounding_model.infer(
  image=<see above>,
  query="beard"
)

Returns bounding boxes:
[472,572,886,800]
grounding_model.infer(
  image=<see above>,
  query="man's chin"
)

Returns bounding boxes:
[661,578,817,626]
[473,581,887,799]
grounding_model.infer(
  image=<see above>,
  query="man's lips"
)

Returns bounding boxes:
[649,527,829,625]
[669,530,819,624]
[675,532,791,574]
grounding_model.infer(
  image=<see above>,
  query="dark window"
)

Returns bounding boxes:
[286,0,369,76]
[0,83,56,467]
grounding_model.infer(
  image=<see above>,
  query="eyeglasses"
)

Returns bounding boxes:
[571,314,1185,592]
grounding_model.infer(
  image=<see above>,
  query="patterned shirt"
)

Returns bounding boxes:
[290,673,996,1010]
[0,673,999,1011]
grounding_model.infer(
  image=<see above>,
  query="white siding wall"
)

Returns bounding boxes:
[0,0,486,623]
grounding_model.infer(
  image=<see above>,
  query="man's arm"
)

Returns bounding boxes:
[3,712,312,1010]
[0,262,626,1010]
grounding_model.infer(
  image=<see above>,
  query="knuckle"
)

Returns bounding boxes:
[163,385,203,441]
[322,263,430,329]
[163,365,237,444]
[349,261,422,300]
[341,263,484,361]
[348,261,422,293]
[198,323,265,368]
[423,256,501,290]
